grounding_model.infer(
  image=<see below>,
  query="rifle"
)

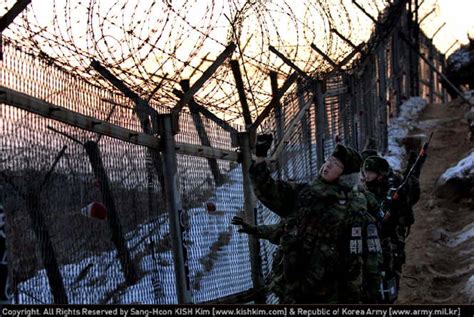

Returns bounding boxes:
[381,132,433,223]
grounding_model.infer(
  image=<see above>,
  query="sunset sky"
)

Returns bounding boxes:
[430,0,474,54]
[1,0,473,121]
[2,0,473,56]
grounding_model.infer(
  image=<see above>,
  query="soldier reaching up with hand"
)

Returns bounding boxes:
[233,134,383,303]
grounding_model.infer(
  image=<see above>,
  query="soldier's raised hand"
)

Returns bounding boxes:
[255,134,273,157]
[231,216,257,234]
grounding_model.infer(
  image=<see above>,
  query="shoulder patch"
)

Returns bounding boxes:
[351,226,362,237]
[350,239,363,255]
[367,224,378,236]
[366,224,382,253]
[350,225,363,254]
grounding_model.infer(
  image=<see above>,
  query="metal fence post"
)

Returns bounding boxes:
[359,73,370,151]
[25,191,68,304]
[368,60,376,142]
[441,54,448,103]
[408,0,420,97]
[297,79,314,179]
[84,141,139,286]
[271,72,286,180]
[159,114,192,304]
[181,80,223,186]
[337,75,350,146]
[313,80,325,169]
[392,30,402,114]
[348,75,359,150]
[238,131,265,303]
[428,42,435,103]
[0,189,7,304]
[378,47,388,152]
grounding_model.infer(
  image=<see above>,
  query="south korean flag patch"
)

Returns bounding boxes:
[350,226,363,254]
[366,224,382,253]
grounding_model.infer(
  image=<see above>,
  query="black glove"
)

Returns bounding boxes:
[231,216,257,234]
[255,134,273,157]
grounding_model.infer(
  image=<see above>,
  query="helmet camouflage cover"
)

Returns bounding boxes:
[363,156,390,176]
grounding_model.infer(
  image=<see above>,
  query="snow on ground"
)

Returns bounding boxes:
[183,166,253,303]
[384,97,428,171]
[445,223,474,249]
[464,275,474,303]
[16,164,283,304]
[444,199,474,301]
[14,132,316,304]
[464,90,474,99]
[17,251,125,304]
[438,150,474,184]
[425,95,474,302]
[436,149,474,299]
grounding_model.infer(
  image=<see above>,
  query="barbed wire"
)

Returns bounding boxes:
[1,0,390,122]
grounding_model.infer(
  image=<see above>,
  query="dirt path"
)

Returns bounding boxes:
[397,100,473,304]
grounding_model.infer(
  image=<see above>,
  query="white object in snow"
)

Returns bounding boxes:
[438,150,474,183]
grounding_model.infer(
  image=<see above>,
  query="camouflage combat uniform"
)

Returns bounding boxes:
[363,157,420,300]
[249,160,383,304]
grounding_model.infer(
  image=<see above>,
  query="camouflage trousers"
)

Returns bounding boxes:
[382,227,408,275]
[393,226,409,284]
[379,226,409,303]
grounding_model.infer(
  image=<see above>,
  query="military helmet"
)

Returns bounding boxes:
[361,149,378,161]
[331,144,362,175]
[363,155,390,176]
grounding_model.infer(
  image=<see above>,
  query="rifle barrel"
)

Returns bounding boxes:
[396,132,434,195]
[422,132,434,151]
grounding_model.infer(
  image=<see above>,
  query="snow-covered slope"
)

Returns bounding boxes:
[384,97,428,171]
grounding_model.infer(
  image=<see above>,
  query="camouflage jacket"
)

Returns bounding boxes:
[253,222,286,245]
[249,161,383,303]
[365,170,420,297]
[366,170,420,232]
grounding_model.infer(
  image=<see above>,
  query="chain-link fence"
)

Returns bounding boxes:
[1,0,447,305]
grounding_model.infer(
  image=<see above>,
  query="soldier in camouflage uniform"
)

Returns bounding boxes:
[244,137,383,303]
[232,213,383,304]
[361,155,420,302]
[231,215,287,293]
[231,216,286,245]
[231,216,296,300]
